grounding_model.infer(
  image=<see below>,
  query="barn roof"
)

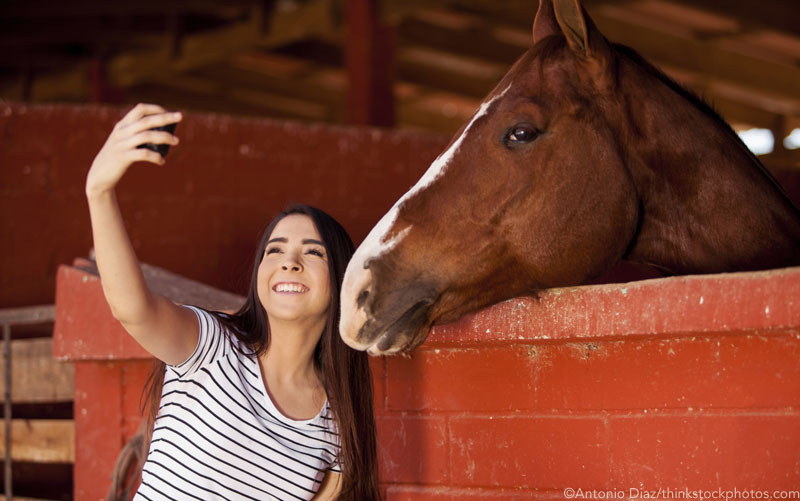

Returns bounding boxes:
[1,0,798,168]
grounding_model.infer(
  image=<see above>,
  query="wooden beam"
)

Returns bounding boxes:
[10,0,338,102]
[1,0,251,18]
[395,14,526,66]
[387,7,800,132]
[0,66,87,102]
[0,19,164,47]
[638,0,800,36]
[0,419,74,463]
[187,59,346,110]
[590,6,800,101]
[0,338,74,404]
[0,306,55,326]
[383,1,800,102]
[109,0,337,88]
[396,45,504,98]
[412,0,800,36]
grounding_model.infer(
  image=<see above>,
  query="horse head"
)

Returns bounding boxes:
[340,0,800,354]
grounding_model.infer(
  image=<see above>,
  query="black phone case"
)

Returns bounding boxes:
[137,122,178,158]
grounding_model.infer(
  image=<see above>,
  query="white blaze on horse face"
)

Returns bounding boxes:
[340,84,512,349]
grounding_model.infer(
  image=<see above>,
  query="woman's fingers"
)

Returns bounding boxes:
[116,103,167,129]
[123,147,166,166]
[121,130,180,151]
[120,111,182,136]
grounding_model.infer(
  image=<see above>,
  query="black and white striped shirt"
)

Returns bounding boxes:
[134,306,340,501]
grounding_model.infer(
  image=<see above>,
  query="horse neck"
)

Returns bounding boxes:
[620,81,800,274]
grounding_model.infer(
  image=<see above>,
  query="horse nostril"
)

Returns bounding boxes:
[356,289,370,308]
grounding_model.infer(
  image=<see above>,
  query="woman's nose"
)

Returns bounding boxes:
[281,254,303,272]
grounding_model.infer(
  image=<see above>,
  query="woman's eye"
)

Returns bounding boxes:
[506,125,539,144]
[307,249,324,257]
[265,247,281,255]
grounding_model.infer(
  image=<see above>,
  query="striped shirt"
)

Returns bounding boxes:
[134,306,340,501]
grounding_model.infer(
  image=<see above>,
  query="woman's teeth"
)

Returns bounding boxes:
[274,283,308,293]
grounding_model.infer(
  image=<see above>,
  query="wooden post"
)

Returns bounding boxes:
[3,323,10,501]
[89,57,123,104]
[345,0,395,127]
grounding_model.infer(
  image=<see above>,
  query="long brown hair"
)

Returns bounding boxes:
[139,204,380,500]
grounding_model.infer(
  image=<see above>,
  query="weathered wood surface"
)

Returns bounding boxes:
[0,338,73,403]
[0,419,74,463]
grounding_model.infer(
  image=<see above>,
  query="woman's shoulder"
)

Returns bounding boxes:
[183,306,239,336]
[170,305,254,374]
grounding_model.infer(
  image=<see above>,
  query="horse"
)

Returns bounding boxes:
[339,0,800,355]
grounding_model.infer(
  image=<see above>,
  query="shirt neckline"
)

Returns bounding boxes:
[255,357,328,427]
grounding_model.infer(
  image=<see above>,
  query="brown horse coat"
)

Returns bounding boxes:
[339,0,800,355]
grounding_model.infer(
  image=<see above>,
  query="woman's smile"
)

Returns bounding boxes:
[272,281,310,293]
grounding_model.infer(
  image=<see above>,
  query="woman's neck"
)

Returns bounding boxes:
[261,316,325,387]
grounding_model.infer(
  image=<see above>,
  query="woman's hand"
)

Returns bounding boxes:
[85,103,182,199]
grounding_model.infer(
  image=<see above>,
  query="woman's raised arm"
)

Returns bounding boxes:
[86,103,198,366]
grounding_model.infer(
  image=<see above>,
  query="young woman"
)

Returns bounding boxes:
[86,103,380,500]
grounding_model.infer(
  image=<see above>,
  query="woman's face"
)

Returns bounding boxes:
[257,214,331,328]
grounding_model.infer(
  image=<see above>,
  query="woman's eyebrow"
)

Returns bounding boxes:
[266,237,324,246]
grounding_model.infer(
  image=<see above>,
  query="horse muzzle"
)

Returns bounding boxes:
[340,263,435,354]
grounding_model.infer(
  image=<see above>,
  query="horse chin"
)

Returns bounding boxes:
[352,299,433,355]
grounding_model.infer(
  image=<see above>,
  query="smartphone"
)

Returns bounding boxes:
[137,122,178,158]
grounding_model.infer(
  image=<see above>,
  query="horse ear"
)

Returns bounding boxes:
[533,0,559,45]
[552,0,612,61]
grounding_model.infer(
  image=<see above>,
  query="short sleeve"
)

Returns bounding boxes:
[168,305,228,379]
[326,410,342,473]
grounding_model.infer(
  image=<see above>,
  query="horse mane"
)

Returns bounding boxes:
[610,43,794,199]
[612,45,733,135]
[534,37,790,208]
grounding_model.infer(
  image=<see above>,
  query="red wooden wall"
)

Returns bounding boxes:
[6,103,800,499]
[0,101,447,308]
[374,268,800,499]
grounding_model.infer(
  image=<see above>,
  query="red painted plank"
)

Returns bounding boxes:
[609,414,800,489]
[385,346,536,412]
[377,416,449,485]
[121,361,155,440]
[448,417,610,489]
[53,265,151,360]
[370,355,388,414]
[74,362,123,500]
[429,267,800,344]
[385,485,569,500]
[534,334,800,410]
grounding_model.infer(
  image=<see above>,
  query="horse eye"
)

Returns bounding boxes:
[506,125,538,144]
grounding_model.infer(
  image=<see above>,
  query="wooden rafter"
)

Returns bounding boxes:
[0,0,798,145]
[0,0,339,102]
